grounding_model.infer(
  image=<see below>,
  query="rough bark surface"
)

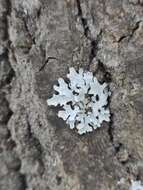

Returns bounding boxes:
[0,0,143,190]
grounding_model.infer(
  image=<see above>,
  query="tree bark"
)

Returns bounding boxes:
[0,0,143,189]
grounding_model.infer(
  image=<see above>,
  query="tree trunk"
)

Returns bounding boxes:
[0,0,143,189]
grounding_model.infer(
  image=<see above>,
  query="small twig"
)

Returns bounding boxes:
[39,57,57,71]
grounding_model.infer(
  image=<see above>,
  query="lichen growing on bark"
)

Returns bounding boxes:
[47,67,111,134]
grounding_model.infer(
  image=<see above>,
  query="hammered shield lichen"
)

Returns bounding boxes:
[47,67,111,135]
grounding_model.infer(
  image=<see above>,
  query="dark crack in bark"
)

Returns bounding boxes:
[76,0,103,68]
[117,21,142,43]
[76,0,90,38]
[89,30,102,65]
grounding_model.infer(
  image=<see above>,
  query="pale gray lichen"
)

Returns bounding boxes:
[130,180,143,190]
[47,67,111,135]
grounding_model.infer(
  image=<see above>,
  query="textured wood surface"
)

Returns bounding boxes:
[0,0,143,189]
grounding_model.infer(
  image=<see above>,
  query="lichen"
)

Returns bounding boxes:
[47,67,111,135]
[130,180,143,190]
